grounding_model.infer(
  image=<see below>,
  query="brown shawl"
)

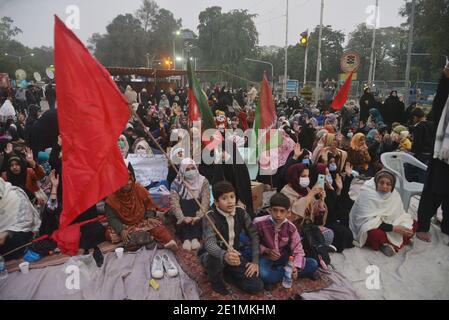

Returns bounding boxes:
[106,182,158,225]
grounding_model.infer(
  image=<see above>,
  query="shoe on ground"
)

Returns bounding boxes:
[164,239,178,251]
[211,280,230,296]
[161,253,179,277]
[380,243,396,257]
[151,254,164,279]
[191,238,201,250]
[182,239,192,251]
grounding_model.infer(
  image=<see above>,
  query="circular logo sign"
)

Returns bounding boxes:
[340,51,361,73]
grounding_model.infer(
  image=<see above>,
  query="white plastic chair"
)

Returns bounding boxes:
[380,152,428,212]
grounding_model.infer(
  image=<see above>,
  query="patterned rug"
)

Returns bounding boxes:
[174,243,333,301]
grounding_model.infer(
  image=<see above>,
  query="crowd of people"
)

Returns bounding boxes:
[0,64,448,296]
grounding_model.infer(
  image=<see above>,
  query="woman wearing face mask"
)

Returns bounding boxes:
[118,135,129,159]
[349,170,417,256]
[132,138,154,157]
[170,158,210,251]
[278,143,312,192]
[312,162,354,252]
[280,164,334,246]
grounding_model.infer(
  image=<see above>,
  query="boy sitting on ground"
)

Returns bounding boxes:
[253,193,319,288]
[200,181,264,295]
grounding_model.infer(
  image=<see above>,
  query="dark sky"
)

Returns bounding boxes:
[0,0,407,48]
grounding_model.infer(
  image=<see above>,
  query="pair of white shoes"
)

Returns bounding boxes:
[182,239,201,251]
[151,253,178,279]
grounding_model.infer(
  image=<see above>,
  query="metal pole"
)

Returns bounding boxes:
[368,0,379,89]
[405,0,416,106]
[284,0,289,99]
[303,31,309,85]
[372,53,377,83]
[173,38,176,70]
[315,0,324,104]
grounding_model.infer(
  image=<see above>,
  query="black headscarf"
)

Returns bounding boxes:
[6,155,28,192]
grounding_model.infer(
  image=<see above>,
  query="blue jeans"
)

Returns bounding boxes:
[259,256,319,284]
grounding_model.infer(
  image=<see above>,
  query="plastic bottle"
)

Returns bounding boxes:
[0,255,8,280]
[282,256,295,289]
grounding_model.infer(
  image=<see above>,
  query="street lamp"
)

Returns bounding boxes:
[4,52,35,65]
[173,30,181,69]
[244,58,274,88]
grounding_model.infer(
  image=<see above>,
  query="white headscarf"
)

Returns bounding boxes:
[171,158,205,200]
[349,178,413,248]
[0,178,41,234]
[133,139,154,157]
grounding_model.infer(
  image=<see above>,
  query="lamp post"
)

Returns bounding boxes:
[244,58,274,88]
[4,52,35,65]
[173,30,181,69]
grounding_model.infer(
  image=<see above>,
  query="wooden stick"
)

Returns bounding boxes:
[131,110,233,252]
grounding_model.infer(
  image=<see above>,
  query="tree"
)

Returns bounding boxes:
[88,14,148,67]
[135,0,159,32]
[400,0,449,81]
[149,8,182,59]
[197,7,258,74]
[0,16,22,42]
[346,24,408,81]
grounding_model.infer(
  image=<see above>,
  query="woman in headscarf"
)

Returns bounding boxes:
[311,133,348,172]
[359,87,376,124]
[312,163,354,252]
[105,163,177,250]
[170,158,210,251]
[124,85,137,105]
[349,170,416,256]
[347,133,372,176]
[118,135,129,159]
[366,129,383,172]
[367,108,384,127]
[2,148,46,203]
[132,138,154,157]
[280,164,334,245]
[0,178,41,260]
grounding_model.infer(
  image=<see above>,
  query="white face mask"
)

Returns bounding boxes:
[299,177,310,188]
[326,175,333,184]
[184,169,198,180]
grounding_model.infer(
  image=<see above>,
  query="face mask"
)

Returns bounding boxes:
[347,132,354,139]
[299,177,310,188]
[118,140,125,149]
[329,163,337,172]
[184,169,198,180]
[302,158,310,166]
[326,175,333,184]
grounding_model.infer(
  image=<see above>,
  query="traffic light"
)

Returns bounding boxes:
[299,31,308,47]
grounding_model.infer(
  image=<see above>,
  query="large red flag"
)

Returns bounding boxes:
[330,71,354,110]
[54,16,130,228]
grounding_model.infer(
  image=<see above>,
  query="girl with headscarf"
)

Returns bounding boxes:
[105,163,177,250]
[312,163,354,252]
[366,129,383,171]
[347,133,372,175]
[280,164,334,245]
[0,178,41,261]
[311,133,348,172]
[349,170,416,256]
[170,158,210,251]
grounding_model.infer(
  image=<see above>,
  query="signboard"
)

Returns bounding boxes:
[126,154,168,187]
[286,79,299,97]
[340,51,361,73]
[339,73,358,81]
